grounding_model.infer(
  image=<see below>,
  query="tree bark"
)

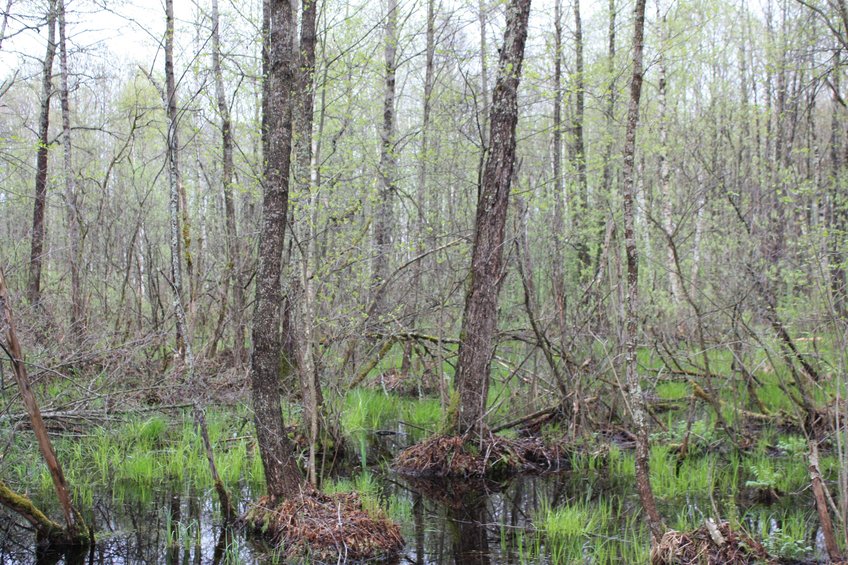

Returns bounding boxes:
[28,0,57,307]
[370,0,398,321]
[620,0,664,542]
[165,0,188,361]
[656,9,681,310]
[250,0,302,500]
[551,0,567,343]
[572,0,589,268]
[58,0,83,336]
[211,0,246,367]
[292,0,321,486]
[454,0,531,439]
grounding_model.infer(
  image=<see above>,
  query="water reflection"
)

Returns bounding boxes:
[449,491,489,565]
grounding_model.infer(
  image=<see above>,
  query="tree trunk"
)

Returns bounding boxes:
[0,268,87,545]
[58,0,83,337]
[370,0,398,322]
[656,9,681,311]
[211,0,246,367]
[410,0,436,351]
[28,0,57,307]
[620,0,664,542]
[292,0,321,487]
[551,0,567,344]
[165,0,188,361]
[250,0,302,500]
[454,0,531,439]
[572,0,589,269]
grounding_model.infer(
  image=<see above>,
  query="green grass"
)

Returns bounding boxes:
[650,446,721,499]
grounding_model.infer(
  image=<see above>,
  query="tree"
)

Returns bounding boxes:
[0,268,89,547]
[210,0,246,367]
[58,0,83,335]
[27,0,57,307]
[250,0,302,500]
[620,0,664,543]
[454,0,532,439]
[370,0,398,321]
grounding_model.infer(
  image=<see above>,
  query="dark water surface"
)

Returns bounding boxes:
[0,434,831,564]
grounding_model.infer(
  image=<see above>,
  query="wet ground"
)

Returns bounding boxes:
[0,431,833,564]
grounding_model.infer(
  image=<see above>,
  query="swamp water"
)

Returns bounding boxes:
[0,421,835,564]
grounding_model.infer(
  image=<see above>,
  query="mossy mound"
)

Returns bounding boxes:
[243,490,404,561]
[651,520,772,564]
[392,434,564,478]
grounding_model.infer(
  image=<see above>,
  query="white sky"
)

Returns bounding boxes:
[0,0,199,79]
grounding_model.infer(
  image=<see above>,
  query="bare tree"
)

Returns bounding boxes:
[370,0,398,321]
[58,0,83,335]
[27,0,57,307]
[250,0,302,500]
[620,0,664,542]
[210,0,246,367]
[454,0,532,439]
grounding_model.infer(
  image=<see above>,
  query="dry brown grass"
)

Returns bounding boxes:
[392,433,564,478]
[243,490,404,561]
[651,520,772,564]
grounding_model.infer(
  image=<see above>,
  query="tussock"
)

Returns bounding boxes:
[243,490,404,561]
[651,520,772,564]
[393,434,565,478]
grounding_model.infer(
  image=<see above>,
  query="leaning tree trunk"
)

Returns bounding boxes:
[0,268,88,547]
[28,0,57,307]
[454,0,531,439]
[620,0,664,543]
[250,0,302,501]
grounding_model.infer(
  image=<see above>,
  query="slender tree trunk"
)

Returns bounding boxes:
[28,1,57,308]
[411,0,435,341]
[620,0,663,542]
[0,268,87,544]
[251,0,302,500]
[656,9,681,311]
[476,0,490,196]
[160,0,235,520]
[572,0,589,269]
[370,0,398,321]
[831,52,846,316]
[58,0,83,336]
[551,0,567,342]
[292,0,321,487]
[211,0,246,367]
[165,0,188,360]
[454,0,531,439]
